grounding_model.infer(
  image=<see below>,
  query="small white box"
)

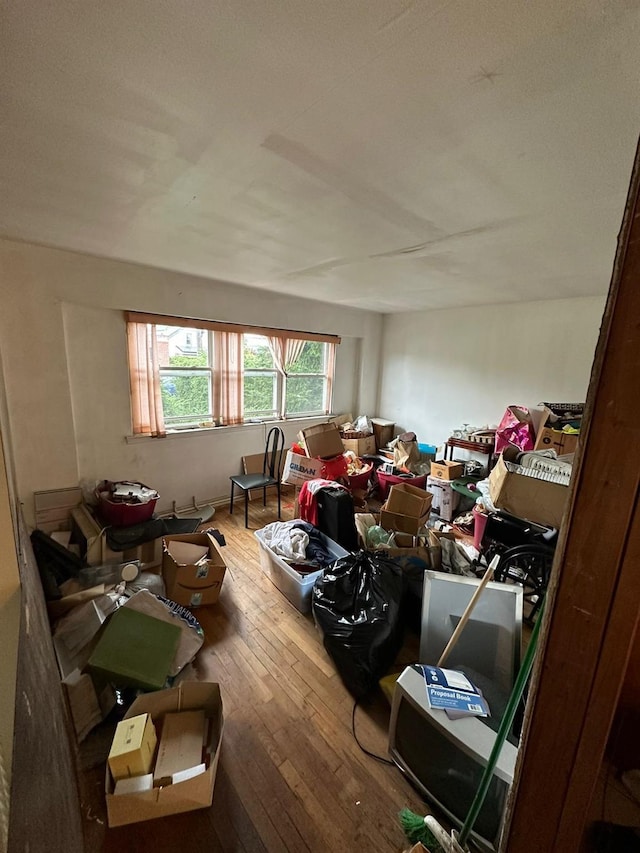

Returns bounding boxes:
[426,476,461,523]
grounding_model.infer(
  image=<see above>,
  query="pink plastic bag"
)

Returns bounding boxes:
[495,406,536,454]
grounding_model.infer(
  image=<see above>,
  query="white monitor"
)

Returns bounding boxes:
[420,571,523,694]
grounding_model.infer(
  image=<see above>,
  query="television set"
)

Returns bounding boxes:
[389,665,518,853]
[419,571,523,695]
[388,573,524,852]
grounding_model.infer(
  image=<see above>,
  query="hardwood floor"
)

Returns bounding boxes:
[79,492,427,852]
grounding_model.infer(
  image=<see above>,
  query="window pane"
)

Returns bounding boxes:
[244,373,277,415]
[286,376,325,415]
[243,335,274,369]
[160,371,211,422]
[157,325,209,368]
[288,341,324,374]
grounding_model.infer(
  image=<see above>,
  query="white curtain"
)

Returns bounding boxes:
[267,337,306,417]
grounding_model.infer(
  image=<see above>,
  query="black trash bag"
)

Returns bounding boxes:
[312,550,404,698]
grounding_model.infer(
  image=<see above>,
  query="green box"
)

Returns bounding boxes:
[89,607,181,691]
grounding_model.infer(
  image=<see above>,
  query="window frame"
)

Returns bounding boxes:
[126,312,338,434]
[158,328,216,429]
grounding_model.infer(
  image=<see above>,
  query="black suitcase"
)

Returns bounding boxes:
[315,486,359,552]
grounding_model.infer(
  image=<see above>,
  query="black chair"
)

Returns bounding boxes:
[229,426,286,528]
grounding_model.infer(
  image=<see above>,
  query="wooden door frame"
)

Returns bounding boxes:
[502,140,640,851]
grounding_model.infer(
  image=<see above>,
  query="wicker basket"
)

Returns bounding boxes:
[340,429,370,440]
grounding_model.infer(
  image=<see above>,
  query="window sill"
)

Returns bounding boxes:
[125,414,332,444]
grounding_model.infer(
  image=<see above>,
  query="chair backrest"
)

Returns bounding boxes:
[263,427,285,480]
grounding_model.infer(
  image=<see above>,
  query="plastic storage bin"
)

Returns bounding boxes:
[254,527,349,613]
[96,481,159,527]
[347,464,373,491]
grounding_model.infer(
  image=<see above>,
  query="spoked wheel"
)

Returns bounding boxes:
[494,544,555,625]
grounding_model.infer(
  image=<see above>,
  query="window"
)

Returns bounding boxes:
[242,336,332,420]
[157,326,213,428]
[284,341,329,416]
[125,311,339,436]
[243,335,278,419]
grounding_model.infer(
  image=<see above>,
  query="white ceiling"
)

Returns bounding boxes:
[2,1,640,313]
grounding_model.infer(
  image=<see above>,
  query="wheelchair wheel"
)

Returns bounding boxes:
[494,543,555,624]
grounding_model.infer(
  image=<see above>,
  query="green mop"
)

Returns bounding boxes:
[399,599,545,853]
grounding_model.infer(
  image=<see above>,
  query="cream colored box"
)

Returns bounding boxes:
[108,713,157,782]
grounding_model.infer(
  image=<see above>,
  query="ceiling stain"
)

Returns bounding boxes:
[471,67,502,85]
[261,133,441,239]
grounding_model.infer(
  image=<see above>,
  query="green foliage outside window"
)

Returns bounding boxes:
[160,351,211,423]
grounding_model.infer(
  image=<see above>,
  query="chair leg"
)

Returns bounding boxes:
[277,483,281,519]
[263,486,266,507]
[229,482,234,514]
[244,490,249,528]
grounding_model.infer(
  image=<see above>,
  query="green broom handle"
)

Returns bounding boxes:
[458,599,545,846]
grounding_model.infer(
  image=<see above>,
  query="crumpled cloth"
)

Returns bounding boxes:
[261,520,309,563]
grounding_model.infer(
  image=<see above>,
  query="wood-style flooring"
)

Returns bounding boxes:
[79,491,428,852]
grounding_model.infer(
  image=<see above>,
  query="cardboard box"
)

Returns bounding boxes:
[109,713,158,782]
[298,422,345,459]
[162,533,226,607]
[153,710,206,785]
[105,681,223,827]
[380,507,430,537]
[341,435,377,456]
[430,460,465,480]
[426,476,461,522]
[386,483,432,518]
[281,450,324,486]
[534,426,579,456]
[489,455,569,529]
[371,418,395,450]
[425,528,456,570]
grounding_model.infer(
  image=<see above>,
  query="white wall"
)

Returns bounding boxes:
[0,239,382,523]
[378,296,605,447]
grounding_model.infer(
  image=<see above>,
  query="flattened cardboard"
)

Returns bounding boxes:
[386,483,432,518]
[281,450,324,486]
[489,454,569,528]
[430,460,465,480]
[105,681,223,827]
[298,422,344,459]
[153,710,205,784]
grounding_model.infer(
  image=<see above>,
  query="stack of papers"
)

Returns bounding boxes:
[421,665,490,719]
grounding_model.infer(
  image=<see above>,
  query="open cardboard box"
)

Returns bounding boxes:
[380,506,431,537]
[163,533,227,607]
[489,454,569,529]
[386,482,432,518]
[281,449,324,486]
[297,421,345,459]
[105,681,223,827]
